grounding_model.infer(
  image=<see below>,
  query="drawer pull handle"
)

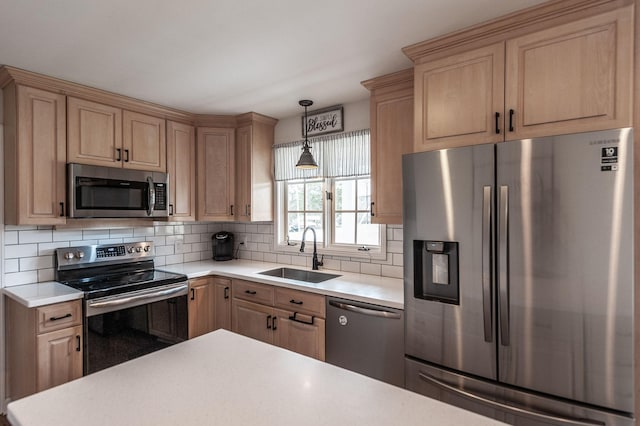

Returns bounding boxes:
[76,335,81,352]
[267,315,272,329]
[289,299,303,305]
[289,312,315,325]
[509,109,515,132]
[272,316,277,331]
[245,290,257,295]
[224,287,230,299]
[49,313,72,321]
[190,288,195,300]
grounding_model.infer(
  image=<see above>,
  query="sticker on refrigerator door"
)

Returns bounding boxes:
[601,146,618,171]
[338,315,348,326]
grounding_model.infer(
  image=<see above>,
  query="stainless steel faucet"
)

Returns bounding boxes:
[299,226,323,270]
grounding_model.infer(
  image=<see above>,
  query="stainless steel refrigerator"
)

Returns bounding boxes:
[403,128,634,426]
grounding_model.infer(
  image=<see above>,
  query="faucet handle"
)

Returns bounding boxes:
[318,254,324,267]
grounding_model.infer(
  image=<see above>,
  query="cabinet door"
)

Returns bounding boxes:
[370,87,413,224]
[414,43,505,151]
[212,278,232,331]
[188,278,214,339]
[232,299,273,344]
[167,121,196,221]
[505,6,632,139]
[36,325,82,392]
[7,85,66,225]
[273,308,325,361]
[235,125,251,221]
[122,110,166,172]
[196,127,235,221]
[67,97,122,167]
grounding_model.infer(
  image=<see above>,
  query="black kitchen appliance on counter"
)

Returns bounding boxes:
[212,231,234,261]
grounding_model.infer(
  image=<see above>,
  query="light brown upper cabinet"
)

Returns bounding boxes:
[122,110,166,172]
[167,121,196,221]
[411,5,632,151]
[68,97,166,172]
[235,113,278,222]
[362,69,414,224]
[3,84,67,225]
[197,127,235,221]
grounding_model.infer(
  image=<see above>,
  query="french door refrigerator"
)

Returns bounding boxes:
[403,128,634,426]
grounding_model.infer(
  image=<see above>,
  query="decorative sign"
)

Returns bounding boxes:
[302,105,344,137]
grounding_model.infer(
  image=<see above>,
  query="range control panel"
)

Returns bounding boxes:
[56,241,154,267]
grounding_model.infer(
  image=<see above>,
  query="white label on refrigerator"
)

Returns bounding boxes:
[601,146,618,171]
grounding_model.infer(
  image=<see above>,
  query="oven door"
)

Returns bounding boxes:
[68,163,168,218]
[84,282,188,374]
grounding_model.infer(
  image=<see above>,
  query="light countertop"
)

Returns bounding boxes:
[2,282,84,308]
[7,330,502,426]
[3,259,403,309]
[159,259,403,309]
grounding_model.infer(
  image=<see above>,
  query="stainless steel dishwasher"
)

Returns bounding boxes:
[326,297,404,387]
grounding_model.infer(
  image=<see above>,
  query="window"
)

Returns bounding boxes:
[274,129,384,258]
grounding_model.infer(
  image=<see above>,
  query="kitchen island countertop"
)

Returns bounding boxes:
[7,330,503,426]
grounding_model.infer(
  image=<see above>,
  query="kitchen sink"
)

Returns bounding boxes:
[258,267,341,283]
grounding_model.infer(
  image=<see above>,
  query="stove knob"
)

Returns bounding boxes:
[136,247,142,253]
[127,247,134,254]
[76,251,85,259]
[64,252,75,260]
[143,246,150,252]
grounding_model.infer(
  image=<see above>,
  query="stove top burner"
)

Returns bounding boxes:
[55,242,187,300]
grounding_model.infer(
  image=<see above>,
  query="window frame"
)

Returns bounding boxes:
[274,177,386,260]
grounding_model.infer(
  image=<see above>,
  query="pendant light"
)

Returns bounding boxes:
[296,99,318,169]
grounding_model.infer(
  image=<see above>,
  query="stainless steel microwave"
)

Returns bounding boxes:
[68,163,169,218]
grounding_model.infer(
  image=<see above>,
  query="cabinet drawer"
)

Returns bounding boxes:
[274,288,325,318]
[37,300,82,334]
[232,280,274,305]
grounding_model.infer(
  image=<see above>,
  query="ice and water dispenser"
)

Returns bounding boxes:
[413,240,459,304]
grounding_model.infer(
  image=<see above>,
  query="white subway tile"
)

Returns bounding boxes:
[392,253,404,267]
[207,223,222,233]
[38,268,55,282]
[4,259,19,273]
[19,230,53,244]
[276,254,292,265]
[52,230,83,242]
[184,234,200,244]
[251,252,264,262]
[245,224,258,233]
[238,251,251,260]
[200,233,212,243]
[98,238,124,244]
[387,240,403,254]
[181,243,193,253]
[183,252,200,263]
[191,224,207,233]
[166,235,184,244]
[233,224,246,233]
[322,258,340,271]
[340,261,361,273]
[249,234,264,243]
[165,254,184,265]
[76,240,98,246]
[5,225,35,231]
[133,227,155,237]
[20,255,54,271]
[392,228,404,241]
[110,228,134,238]
[360,263,382,276]
[182,225,192,234]
[38,241,70,256]
[257,243,272,252]
[200,252,213,261]
[82,230,111,240]
[381,265,403,279]
[154,256,166,267]
[258,224,272,234]
[263,252,278,263]
[4,231,18,245]
[173,225,185,235]
[155,226,175,236]
[263,235,274,244]
[291,256,307,267]
[245,242,258,251]
[4,271,38,286]
[5,244,39,259]
[155,245,174,256]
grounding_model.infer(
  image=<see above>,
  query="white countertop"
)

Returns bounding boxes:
[160,259,403,309]
[7,330,502,426]
[2,282,84,308]
[3,259,403,309]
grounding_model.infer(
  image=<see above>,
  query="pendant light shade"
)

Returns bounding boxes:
[296,99,318,169]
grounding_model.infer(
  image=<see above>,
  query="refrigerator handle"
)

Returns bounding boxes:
[498,185,510,346]
[482,186,492,342]
[417,372,604,426]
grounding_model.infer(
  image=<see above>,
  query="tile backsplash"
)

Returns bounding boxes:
[3,223,404,287]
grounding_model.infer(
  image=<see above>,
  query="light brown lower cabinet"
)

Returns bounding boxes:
[6,297,83,400]
[187,276,231,339]
[231,279,326,361]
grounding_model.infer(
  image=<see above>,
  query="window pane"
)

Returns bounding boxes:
[306,182,323,211]
[288,213,304,241]
[357,179,371,210]
[287,183,304,211]
[357,213,379,245]
[335,212,356,244]
[335,180,355,211]
[305,213,324,242]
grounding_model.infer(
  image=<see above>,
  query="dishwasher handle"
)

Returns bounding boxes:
[329,300,401,319]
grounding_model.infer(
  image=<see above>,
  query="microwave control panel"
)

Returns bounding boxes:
[154,183,167,209]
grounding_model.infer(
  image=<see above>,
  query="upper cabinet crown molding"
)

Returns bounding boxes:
[402,0,633,63]
[361,68,413,92]
[236,112,279,127]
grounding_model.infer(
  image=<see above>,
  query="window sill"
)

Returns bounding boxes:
[275,242,387,261]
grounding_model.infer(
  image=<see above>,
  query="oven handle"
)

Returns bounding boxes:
[87,283,187,309]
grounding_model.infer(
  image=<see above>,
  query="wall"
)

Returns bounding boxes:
[274,99,369,144]
[3,222,403,287]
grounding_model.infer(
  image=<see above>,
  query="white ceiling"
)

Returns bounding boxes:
[0,0,546,119]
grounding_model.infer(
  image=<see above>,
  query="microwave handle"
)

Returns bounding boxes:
[147,177,156,216]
